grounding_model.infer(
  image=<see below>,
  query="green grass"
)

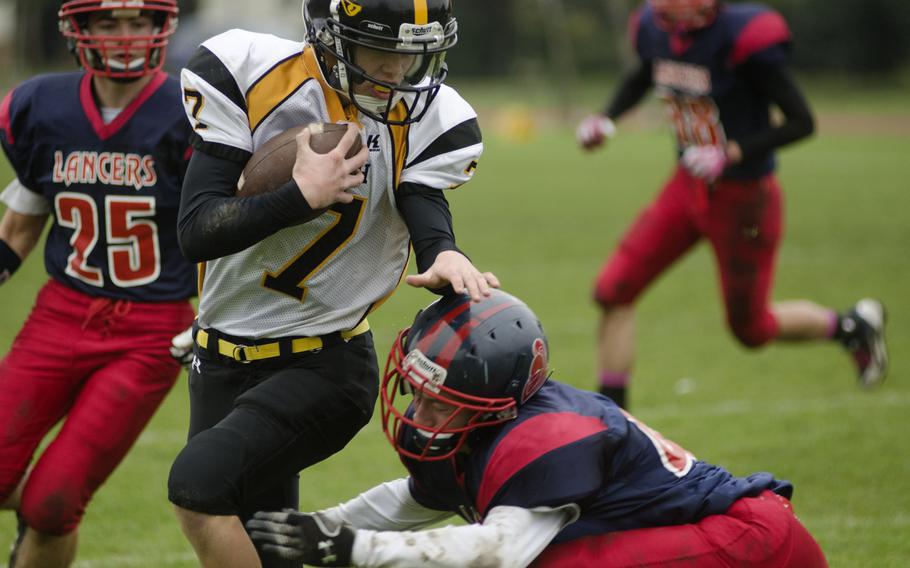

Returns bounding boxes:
[1,83,909,566]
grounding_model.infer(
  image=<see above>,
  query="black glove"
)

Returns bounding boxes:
[247,511,355,567]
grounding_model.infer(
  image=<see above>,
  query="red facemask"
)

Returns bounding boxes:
[649,0,719,34]
[380,327,517,462]
[59,0,178,79]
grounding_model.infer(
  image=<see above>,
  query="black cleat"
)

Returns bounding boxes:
[841,299,888,388]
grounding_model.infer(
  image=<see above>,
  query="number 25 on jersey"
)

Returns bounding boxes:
[55,193,161,288]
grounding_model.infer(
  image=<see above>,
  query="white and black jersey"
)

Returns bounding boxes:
[179,29,482,338]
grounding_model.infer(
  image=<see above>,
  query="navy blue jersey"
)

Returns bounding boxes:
[0,71,195,301]
[633,3,792,179]
[404,380,791,541]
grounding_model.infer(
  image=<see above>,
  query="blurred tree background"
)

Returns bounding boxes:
[4,0,909,79]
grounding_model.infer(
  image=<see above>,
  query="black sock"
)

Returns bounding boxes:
[599,385,627,409]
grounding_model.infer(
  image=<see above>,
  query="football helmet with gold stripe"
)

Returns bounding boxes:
[303,0,457,125]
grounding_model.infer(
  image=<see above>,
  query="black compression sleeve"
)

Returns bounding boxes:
[178,149,319,262]
[396,183,462,273]
[604,60,653,120]
[736,62,815,161]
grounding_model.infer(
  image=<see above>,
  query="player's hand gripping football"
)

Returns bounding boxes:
[247,510,355,567]
[576,114,617,150]
[406,250,500,302]
[292,123,368,210]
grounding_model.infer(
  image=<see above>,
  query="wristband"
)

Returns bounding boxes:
[0,239,22,284]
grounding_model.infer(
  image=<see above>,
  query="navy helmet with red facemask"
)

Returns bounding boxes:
[303,0,458,125]
[381,290,550,462]
[59,0,179,80]
[648,0,719,34]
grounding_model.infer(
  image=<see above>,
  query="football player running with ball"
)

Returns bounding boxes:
[247,290,828,568]
[0,1,194,567]
[577,0,887,408]
[167,1,497,567]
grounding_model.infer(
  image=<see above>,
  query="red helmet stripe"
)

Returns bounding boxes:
[434,301,513,367]
[414,300,471,354]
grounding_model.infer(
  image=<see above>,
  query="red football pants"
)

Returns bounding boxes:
[0,279,194,534]
[533,491,827,567]
[593,166,783,347]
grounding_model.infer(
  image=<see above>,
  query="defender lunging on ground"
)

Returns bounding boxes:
[248,290,828,568]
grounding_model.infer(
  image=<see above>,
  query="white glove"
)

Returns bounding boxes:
[681,145,728,183]
[576,115,616,150]
[169,326,195,368]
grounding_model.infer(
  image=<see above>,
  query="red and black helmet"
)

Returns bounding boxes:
[381,290,550,462]
[302,0,457,125]
[648,0,719,34]
[59,0,179,79]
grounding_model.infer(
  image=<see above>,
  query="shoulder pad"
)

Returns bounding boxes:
[400,85,482,190]
[475,412,608,515]
[181,30,305,159]
[726,6,791,67]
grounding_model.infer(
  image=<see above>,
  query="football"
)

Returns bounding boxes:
[236,122,363,197]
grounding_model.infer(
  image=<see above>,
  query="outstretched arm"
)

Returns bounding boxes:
[578,60,653,150]
[351,505,578,568]
[397,183,499,301]
[248,499,579,568]
[603,59,654,121]
[319,478,453,532]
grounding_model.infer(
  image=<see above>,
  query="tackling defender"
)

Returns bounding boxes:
[577,0,887,408]
[247,290,828,568]
[0,1,193,567]
[166,1,497,566]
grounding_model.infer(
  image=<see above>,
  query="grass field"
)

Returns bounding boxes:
[1,78,908,567]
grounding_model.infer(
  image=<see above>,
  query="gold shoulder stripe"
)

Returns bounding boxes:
[387,104,410,188]
[302,47,358,124]
[247,54,314,132]
[197,261,206,296]
[414,0,428,25]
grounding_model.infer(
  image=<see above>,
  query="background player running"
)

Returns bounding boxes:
[0,2,193,566]
[576,0,887,407]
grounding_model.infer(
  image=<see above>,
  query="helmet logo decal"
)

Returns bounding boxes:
[404,349,447,393]
[521,338,548,404]
[399,22,445,47]
[340,0,362,17]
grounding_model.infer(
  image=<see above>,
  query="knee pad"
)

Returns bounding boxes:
[19,484,84,535]
[729,317,776,348]
[593,255,644,308]
[168,427,246,515]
